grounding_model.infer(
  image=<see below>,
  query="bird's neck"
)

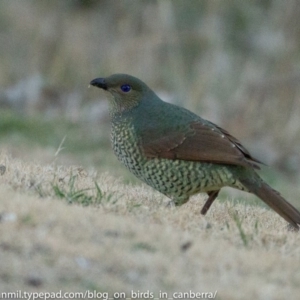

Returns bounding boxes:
[109,89,158,119]
[106,95,139,118]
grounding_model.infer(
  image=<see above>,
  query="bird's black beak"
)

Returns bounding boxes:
[89,78,108,90]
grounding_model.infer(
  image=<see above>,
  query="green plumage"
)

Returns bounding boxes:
[90,74,300,230]
[111,111,247,205]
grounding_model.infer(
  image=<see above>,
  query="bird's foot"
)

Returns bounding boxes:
[166,201,175,208]
[287,223,300,232]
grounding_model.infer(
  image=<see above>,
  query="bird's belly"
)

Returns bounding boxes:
[138,158,246,199]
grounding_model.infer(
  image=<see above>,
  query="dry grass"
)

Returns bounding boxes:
[1,151,300,299]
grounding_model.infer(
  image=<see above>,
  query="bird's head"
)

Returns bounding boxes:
[90,74,152,115]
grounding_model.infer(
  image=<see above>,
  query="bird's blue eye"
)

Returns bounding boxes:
[121,84,131,92]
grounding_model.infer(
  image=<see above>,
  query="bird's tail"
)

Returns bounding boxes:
[240,178,300,230]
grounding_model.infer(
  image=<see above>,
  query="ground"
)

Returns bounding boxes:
[0,151,299,300]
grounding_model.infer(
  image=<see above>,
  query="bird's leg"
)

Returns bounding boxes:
[166,200,175,208]
[200,190,220,215]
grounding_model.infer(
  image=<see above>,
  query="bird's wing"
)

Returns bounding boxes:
[139,120,262,169]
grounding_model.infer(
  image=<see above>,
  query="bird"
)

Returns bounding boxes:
[90,73,300,230]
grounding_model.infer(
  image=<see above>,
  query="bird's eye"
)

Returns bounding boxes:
[120,84,131,93]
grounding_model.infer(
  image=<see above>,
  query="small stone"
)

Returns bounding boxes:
[181,241,192,252]
[25,275,43,287]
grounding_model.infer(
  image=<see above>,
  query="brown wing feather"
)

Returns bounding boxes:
[140,121,262,169]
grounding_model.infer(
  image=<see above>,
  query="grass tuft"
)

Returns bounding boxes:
[230,210,251,247]
[52,175,115,206]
